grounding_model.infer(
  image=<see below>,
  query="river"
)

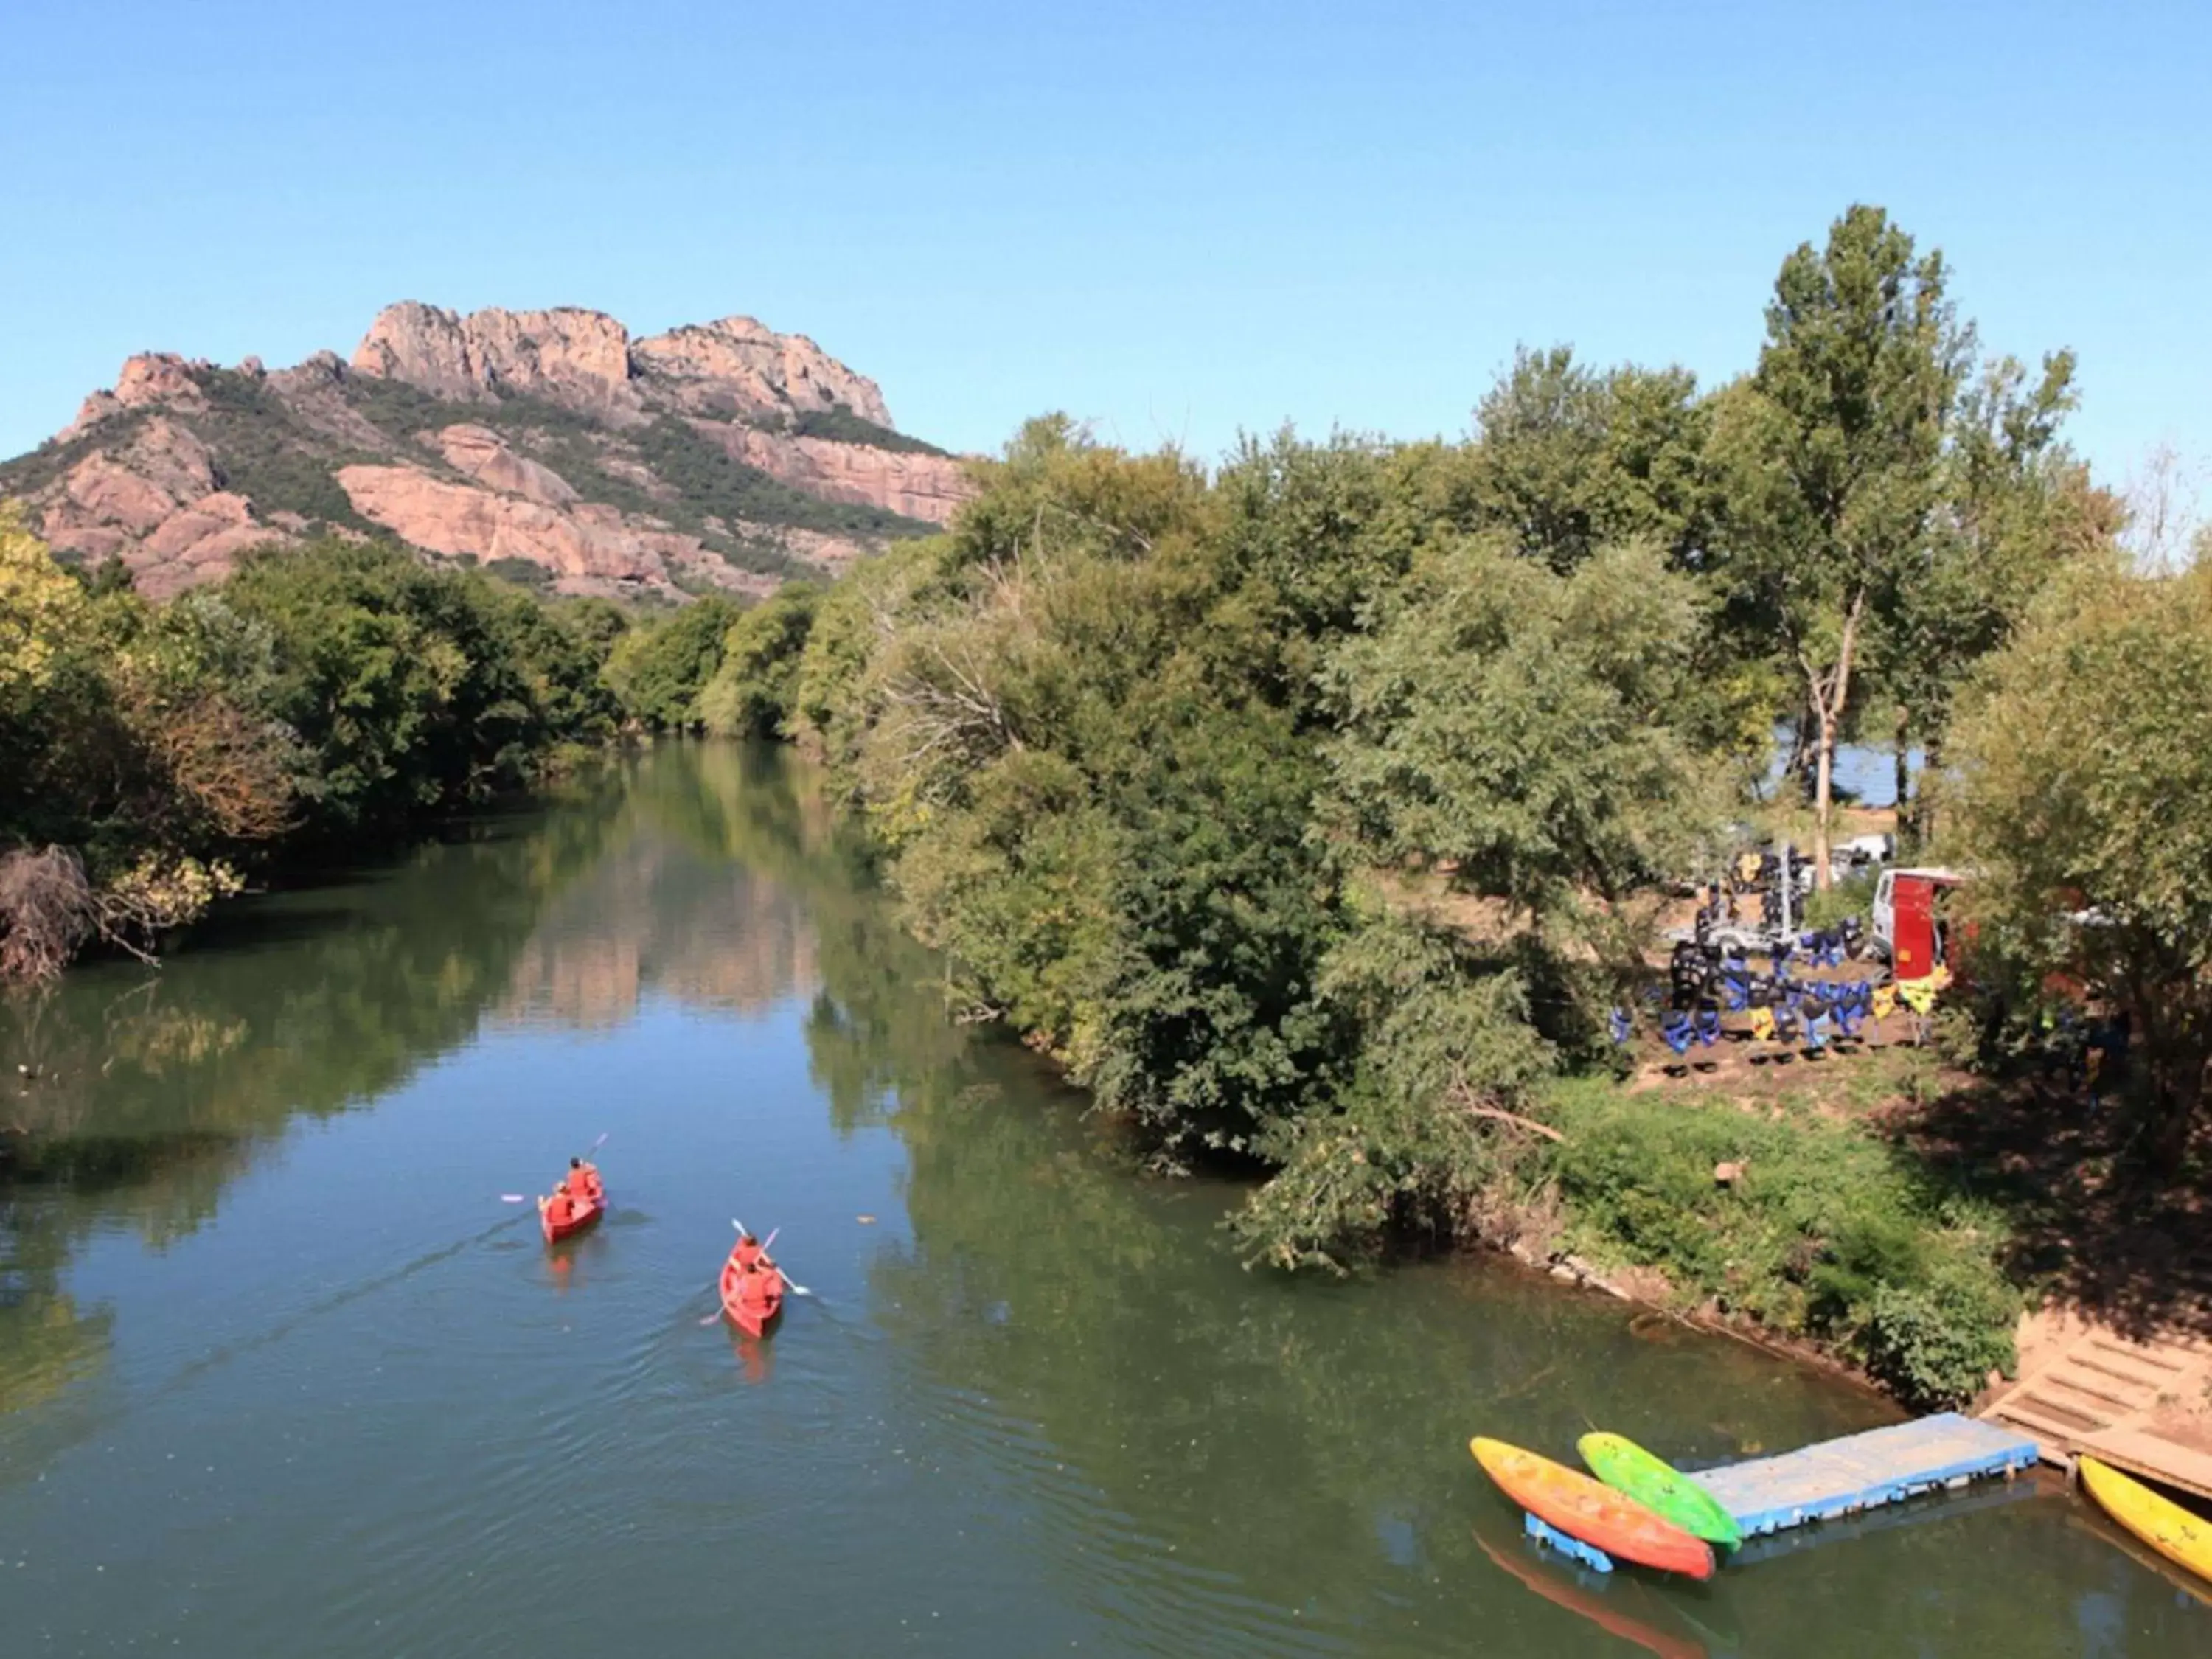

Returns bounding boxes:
[0,742,2201,1656]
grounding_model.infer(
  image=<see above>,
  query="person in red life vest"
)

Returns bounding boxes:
[732,1232,764,1271]
[740,1261,779,1315]
[564,1158,599,1202]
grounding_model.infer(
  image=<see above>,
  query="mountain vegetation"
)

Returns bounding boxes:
[0,302,965,602]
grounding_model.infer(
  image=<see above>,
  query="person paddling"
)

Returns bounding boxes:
[564,1157,599,1201]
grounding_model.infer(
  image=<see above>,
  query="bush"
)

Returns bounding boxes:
[1861,1252,2020,1409]
[1538,1080,2019,1405]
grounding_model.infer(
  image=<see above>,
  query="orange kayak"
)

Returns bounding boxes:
[538,1173,605,1243]
[1471,1437,1715,1580]
[720,1246,785,1339]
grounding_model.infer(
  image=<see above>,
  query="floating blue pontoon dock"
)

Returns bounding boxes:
[1520,1411,2040,1571]
[1695,1412,2038,1539]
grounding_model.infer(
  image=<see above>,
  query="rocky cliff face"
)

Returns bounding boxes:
[3,305,970,600]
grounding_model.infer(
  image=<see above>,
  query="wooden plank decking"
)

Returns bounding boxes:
[1979,1321,2212,1503]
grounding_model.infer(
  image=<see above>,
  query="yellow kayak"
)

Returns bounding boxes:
[2079,1456,2212,1585]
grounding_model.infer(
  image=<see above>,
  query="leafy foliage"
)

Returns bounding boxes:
[1,523,622,975]
[1451,347,1717,573]
[1324,538,1720,923]
[220,538,620,835]
[1711,206,1969,877]
[599,595,744,730]
[1951,561,2212,1155]
[1231,906,1558,1269]
[697,585,822,738]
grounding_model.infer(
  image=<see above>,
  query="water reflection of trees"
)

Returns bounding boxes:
[0,774,625,1427]
[498,745,820,1029]
[0,740,911,1443]
[783,804,2209,1656]
[863,1057,2206,1655]
[633,740,970,1138]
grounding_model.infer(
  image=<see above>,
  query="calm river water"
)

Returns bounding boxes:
[0,742,2202,1656]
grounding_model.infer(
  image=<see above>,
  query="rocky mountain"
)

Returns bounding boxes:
[0,304,971,600]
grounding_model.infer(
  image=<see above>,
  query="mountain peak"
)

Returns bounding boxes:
[3,302,964,602]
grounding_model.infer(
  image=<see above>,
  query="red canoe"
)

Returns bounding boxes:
[538,1172,605,1243]
[720,1245,785,1339]
[1470,1438,1715,1580]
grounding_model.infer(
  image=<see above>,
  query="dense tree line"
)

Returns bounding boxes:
[666,203,2210,1405]
[0,526,623,978]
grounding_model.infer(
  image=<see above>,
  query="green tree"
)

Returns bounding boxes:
[1323,538,1719,930]
[599,595,744,728]
[1869,353,2120,843]
[1447,347,1714,574]
[224,540,613,834]
[1230,905,1557,1270]
[697,585,823,738]
[1711,205,1965,883]
[1950,561,2212,1159]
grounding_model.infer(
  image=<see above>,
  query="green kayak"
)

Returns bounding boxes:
[1577,1432,1744,1550]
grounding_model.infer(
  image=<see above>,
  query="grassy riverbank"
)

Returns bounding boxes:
[1523,1058,2021,1409]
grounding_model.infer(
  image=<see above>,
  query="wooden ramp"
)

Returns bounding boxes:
[1980,1322,2212,1502]
[1693,1413,2038,1538]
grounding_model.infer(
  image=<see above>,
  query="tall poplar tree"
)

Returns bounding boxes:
[1714,206,1963,883]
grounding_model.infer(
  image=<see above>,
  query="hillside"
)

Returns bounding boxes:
[0,303,970,600]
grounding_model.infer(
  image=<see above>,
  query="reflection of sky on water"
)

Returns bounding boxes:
[1767,736,1926,806]
[2079,1586,2126,1656]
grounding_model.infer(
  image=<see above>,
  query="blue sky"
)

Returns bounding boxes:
[3,1,2206,493]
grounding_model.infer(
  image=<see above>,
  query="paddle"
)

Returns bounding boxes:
[731,1217,813,1296]
[502,1133,608,1203]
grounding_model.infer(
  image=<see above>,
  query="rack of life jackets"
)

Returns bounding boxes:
[1632,925,1885,1058]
